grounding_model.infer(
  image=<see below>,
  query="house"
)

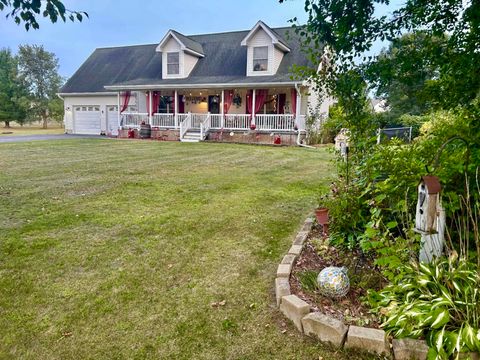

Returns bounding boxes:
[59,21,332,143]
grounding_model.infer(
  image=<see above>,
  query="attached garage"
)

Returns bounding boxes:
[73,106,101,134]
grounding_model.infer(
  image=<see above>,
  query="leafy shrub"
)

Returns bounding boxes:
[370,257,480,359]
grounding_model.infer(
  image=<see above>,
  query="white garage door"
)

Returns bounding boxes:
[107,105,119,136]
[74,106,101,135]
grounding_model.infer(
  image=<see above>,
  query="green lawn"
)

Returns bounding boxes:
[0,140,372,359]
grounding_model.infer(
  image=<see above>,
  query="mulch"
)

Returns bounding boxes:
[289,223,387,328]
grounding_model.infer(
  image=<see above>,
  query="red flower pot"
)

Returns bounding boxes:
[315,207,329,236]
[315,207,329,225]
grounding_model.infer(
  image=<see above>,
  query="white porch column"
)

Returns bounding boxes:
[252,89,256,126]
[148,91,152,125]
[174,90,179,129]
[221,90,225,129]
[296,89,301,120]
[117,92,121,130]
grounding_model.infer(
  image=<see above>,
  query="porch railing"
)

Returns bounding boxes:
[152,113,175,128]
[200,113,211,140]
[121,112,307,132]
[179,112,192,139]
[255,114,295,131]
[120,112,149,128]
[224,114,251,130]
[191,113,209,128]
[210,114,222,129]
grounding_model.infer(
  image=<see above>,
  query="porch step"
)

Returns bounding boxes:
[181,130,202,142]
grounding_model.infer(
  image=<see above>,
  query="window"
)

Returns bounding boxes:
[167,52,180,75]
[253,46,268,71]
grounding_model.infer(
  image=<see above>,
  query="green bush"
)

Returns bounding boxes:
[370,257,480,359]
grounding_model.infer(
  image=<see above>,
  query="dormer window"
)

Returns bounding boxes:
[253,46,268,72]
[167,52,180,75]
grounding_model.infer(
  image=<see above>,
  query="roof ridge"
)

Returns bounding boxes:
[94,25,295,50]
[186,25,293,38]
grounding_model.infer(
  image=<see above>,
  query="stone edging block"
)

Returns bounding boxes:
[279,294,310,332]
[345,325,389,355]
[288,244,303,256]
[275,277,291,307]
[293,231,309,246]
[281,254,296,265]
[276,263,292,278]
[302,312,348,347]
[392,338,429,360]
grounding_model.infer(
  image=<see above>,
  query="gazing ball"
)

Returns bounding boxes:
[317,266,350,298]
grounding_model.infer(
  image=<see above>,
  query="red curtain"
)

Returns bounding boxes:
[223,90,234,114]
[278,93,286,114]
[120,91,131,113]
[151,91,160,115]
[178,95,185,113]
[291,89,297,116]
[247,90,269,115]
[254,89,268,115]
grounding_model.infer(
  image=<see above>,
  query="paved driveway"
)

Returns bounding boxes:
[0,134,105,143]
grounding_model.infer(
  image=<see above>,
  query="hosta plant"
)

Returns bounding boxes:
[370,256,480,359]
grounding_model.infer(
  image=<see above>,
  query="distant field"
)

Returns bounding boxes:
[0,123,64,136]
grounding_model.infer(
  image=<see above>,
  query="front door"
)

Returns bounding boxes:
[208,96,220,114]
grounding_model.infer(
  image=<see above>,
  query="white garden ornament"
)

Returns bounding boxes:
[317,266,350,298]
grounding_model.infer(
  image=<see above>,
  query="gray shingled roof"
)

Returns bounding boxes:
[170,30,204,55]
[60,26,312,94]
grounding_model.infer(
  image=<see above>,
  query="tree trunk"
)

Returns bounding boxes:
[4,121,10,128]
[42,117,48,129]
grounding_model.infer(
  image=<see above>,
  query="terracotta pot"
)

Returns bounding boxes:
[315,207,329,225]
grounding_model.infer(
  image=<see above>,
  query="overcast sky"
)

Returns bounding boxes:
[0,0,400,80]
[0,0,310,79]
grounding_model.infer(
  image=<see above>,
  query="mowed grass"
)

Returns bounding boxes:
[0,140,370,359]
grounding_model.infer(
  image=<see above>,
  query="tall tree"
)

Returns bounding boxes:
[0,0,87,30]
[17,44,63,128]
[0,48,27,128]
[366,32,446,118]
[282,0,480,117]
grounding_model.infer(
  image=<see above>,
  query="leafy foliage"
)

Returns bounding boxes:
[298,270,319,292]
[282,0,480,112]
[17,44,64,128]
[370,257,480,359]
[0,0,88,30]
[0,48,27,127]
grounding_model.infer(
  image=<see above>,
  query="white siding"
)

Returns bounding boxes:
[162,37,184,79]
[246,28,275,77]
[306,85,335,118]
[184,52,199,77]
[272,47,285,74]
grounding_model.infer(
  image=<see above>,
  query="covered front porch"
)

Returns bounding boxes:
[115,86,307,142]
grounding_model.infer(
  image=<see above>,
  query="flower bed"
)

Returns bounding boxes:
[289,223,386,328]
